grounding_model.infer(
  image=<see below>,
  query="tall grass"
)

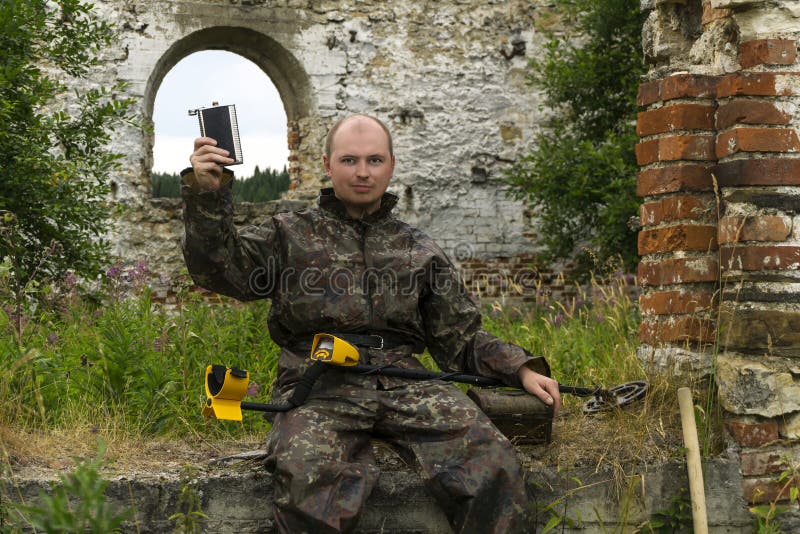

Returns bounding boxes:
[0,269,641,446]
[482,273,641,387]
[0,284,280,440]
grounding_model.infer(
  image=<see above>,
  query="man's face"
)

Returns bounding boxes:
[323,117,395,218]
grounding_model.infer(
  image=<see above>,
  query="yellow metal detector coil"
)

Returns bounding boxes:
[202,365,249,421]
[310,334,360,366]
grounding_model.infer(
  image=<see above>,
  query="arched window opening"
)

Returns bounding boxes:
[151,50,289,202]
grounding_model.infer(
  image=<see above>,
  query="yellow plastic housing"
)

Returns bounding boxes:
[202,365,249,421]
[310,334,360,366]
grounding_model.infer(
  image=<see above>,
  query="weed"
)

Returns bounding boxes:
[750,457,800,534]
[533,477,585,534]
[8,440,132,532]
[635,487,693,533]
[168,466,208,534]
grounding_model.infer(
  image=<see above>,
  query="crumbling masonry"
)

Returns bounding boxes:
[638,0,800,509]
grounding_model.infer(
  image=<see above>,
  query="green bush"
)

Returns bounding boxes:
[0,0,135,287]
[505,0,645,272]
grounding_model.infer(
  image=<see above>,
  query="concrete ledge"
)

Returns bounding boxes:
[3,453,754,533]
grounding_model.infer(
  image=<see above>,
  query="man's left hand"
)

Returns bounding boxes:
[518,363,561,415]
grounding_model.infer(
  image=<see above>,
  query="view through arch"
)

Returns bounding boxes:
[151,50,289,202]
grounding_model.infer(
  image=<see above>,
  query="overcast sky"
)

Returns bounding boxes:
[152,50,288,177]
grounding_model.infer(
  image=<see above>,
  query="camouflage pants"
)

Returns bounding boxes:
[264,369,530,533]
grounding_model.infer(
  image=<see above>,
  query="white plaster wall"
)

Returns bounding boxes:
[81,0,561,272]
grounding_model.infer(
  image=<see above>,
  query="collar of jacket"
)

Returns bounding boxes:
[318,187,399,222]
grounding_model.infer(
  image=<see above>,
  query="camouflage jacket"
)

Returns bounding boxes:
[181,171,549,391]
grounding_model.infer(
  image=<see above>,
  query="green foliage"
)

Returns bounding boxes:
[232,165,291,203]
[0,265,280,437]
[751,502,789,534]
[481,274,640,386]
[530,474,585,533]
[11,440,132,533]
[636,487,693,533]
[0,264,638,439]
[151,171,183,198]
[749,459,800,534]
[505,0,645,272]
[0,0,135,288]
[169,466,208,533]
[152,165,290,203]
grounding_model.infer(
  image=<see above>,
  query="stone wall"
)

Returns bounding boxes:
[4,454,755,533]
[85,0,566,280]
[637,0,800,511]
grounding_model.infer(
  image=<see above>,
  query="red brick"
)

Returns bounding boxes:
[660,74,720,101]
[714,158,800,187]
[635,139,660,165]
[716,99,792,129]
[740,449,789,476]
[638,256,719,286]
[727,420,780,447]
[640,195,713,226]
[662,135,717,161]
[721,245,800,271]
[638,225,718,255]
[637,135,717,165]
[740,39,797,69]
[639,315,715,344]
[718,215,792,244]
[640,289,715,315]
[637,104,716,137]
[716,128,800,157]
[717,73,788,98]
[637,165,714,196]
[702,1,732,26]
[638,79,662,107]
[743,478,794,504]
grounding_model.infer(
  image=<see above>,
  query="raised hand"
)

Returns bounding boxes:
[188,137,234,191]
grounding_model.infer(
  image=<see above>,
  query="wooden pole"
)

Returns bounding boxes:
[677,387,708,534]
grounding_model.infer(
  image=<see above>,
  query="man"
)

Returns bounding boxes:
[182,114,560,533]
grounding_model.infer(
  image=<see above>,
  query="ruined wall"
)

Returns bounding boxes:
[637,0,800,509]
[87,0,564,283]
[5,455,754,533]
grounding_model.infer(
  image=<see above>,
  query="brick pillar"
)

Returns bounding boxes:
[635,73,720,373]
[714,34,800,505]
[639,0,800,513]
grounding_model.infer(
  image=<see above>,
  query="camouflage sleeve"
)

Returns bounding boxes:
[420,251,550,387]
[181,169,280,301]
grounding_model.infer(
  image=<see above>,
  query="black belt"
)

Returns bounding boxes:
[289,332,424,353]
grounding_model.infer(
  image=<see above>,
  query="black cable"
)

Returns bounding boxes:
[232,363,627,413]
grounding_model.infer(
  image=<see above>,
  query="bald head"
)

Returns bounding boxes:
[324,114,394,160]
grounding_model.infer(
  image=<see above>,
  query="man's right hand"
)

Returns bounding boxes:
[188,137,234,192]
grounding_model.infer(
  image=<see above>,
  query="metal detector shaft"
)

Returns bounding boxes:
[349,364,503,386]
[235,363,607,413]
[347,364,602,397]
[240,401,286,412]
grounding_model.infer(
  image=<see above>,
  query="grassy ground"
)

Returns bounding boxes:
[0,271,710,479]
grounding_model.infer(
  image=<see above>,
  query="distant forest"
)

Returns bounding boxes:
[152,165,291,202]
